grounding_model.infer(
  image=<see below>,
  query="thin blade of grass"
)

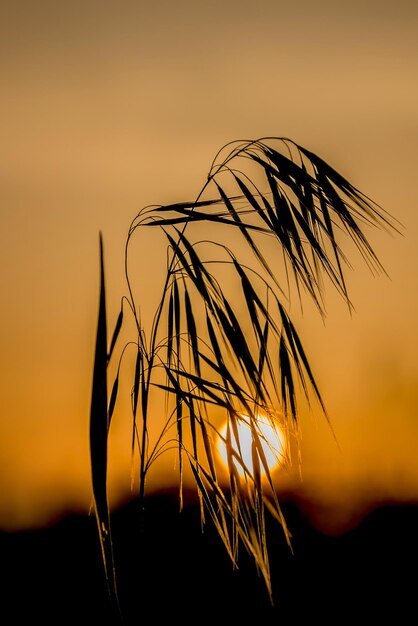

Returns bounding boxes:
[197,350,254,416]
[279,336,297,422]
[166,286,174,368]
[132,345,142,419]
[278,301,326,413]
[188,460,235,564]
[173,276,181,358]
[184,285,201,376]
[108,373,119,425]
[108,308,123,362]
[89,233,119,609]
[165,230,213,307]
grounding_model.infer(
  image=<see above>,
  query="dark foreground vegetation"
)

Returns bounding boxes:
[2,494,417,624]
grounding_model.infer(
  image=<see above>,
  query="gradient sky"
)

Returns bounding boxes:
[1,0,418,531]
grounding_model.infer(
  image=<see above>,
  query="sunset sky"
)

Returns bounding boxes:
[1,0,417,532]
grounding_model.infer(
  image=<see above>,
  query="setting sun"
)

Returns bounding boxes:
[217,414,286,477]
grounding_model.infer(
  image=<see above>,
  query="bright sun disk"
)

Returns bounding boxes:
[217,414,286,477]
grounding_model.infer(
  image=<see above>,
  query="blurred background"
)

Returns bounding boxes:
[1,0,417,533]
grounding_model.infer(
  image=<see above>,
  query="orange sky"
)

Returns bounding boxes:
[1,0,418,532]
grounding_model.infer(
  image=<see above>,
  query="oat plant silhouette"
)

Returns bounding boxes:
[89,137,399,615]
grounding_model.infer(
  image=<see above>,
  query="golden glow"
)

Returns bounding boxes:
[1,1,418,532]
[217,414,286,477]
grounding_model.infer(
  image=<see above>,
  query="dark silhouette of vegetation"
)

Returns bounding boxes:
[89,137,399,615]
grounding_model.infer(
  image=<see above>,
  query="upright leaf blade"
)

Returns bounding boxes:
[89,233,119,610]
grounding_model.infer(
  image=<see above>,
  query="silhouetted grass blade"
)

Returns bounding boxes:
[132,345,142,419]
[184,286,201,376]
[108,373,119,424]
[89,233,120,613]
[278,302,326,413]
[166,287,174,368]
[108,309,123,362]
[188,459,235,563]
[279,336,297,421]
